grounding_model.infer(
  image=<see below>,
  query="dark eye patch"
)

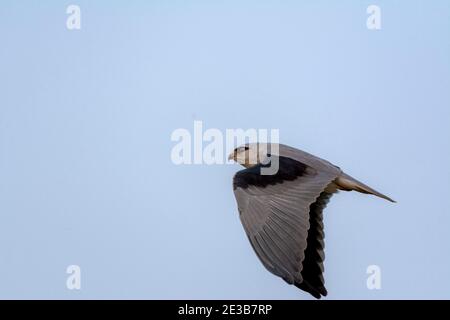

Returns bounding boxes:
[244,146,250,151]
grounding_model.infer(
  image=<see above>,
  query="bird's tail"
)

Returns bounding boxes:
[335,173,396,203]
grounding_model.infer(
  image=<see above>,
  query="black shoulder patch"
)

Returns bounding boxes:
[233,156,308,189]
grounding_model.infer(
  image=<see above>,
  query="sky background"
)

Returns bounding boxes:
[1,1,449,299]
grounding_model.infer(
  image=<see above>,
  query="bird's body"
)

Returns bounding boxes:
[229,143,394,299]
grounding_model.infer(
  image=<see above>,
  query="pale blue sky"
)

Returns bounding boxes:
[0,1,449,299]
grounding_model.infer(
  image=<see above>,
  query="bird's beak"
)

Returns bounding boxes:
[228,152,235,162]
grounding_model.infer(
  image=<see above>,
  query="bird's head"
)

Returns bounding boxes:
[228,143,272,168]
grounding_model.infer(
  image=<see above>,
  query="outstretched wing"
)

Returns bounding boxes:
[233,156,338,298]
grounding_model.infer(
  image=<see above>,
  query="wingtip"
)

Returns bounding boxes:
[295,281,327,299]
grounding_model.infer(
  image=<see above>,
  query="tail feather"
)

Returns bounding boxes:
[336,173,396,203]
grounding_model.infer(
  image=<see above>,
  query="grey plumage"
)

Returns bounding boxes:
[230,143,394,299]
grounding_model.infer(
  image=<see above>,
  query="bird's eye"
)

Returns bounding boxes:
[244,146,250,151]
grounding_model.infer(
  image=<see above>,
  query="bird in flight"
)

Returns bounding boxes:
[228,143,394,299]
